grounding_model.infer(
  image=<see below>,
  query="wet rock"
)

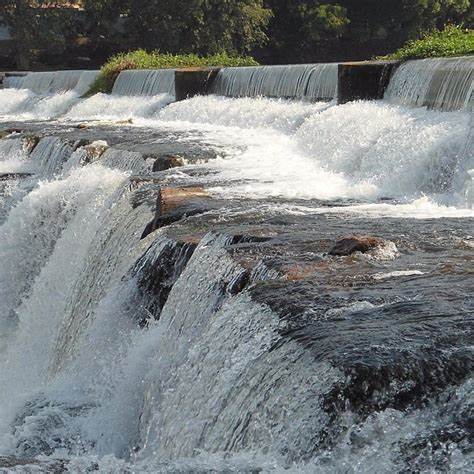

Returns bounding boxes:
[131,237,197,326]
[83,141,109,163]
[23,135,40,153]
[226,269,251,296]
[152,154,185,172]
[329,235,387,256]
[141,186,214,239]
[0,172,33,181]
[5,128,23,135]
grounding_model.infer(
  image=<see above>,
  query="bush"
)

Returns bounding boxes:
[382,25,474,60]
[85,50,259,95]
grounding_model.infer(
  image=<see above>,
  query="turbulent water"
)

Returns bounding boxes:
[0,58,472,472]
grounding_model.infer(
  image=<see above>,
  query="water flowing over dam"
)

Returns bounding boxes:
[12,70,100,96]
[210,63,338,100]
[112,69,176,97]
[0,57,472,472]
[385,56,474,111]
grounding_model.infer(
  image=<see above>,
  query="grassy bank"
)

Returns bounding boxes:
[383,25,474,60]
[86,50,259,95]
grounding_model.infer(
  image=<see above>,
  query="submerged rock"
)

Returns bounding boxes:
[0,172,33,181]
[329,235,388,256]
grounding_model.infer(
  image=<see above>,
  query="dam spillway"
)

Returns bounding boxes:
[210,63,338,100]
[385,56,474,111]
[112,69,176,97]
[0,57,472,472]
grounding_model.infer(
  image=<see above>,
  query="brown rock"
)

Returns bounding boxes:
[152,154,185,172]
[329,235,386,256]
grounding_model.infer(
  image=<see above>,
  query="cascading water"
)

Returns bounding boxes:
[0,70,99,120]
[385,56,474,111]
[0,56,473,472]
[2,75,26,89]
[112,69,175,96]
[210,63,338,100]
[18,70,96,95]
[66,69,176,122]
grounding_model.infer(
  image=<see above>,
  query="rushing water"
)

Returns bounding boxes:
[112,69,176,97]
[0,58,472,472]
[210,63,338,100]
[0,70,100,120]
[385,56,474,111]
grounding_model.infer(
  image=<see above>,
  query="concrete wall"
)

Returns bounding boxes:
[337,61,400,104]
[174,68,219,101]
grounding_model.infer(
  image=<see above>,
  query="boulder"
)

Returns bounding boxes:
[152,154,185,172]
[329,235,386,256]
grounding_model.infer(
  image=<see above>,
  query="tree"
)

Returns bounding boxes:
[262,1,349,63]
[81,0,131,63]
[0,0,83,69]
[337,0,473,59]
[0,0,39,69]
[122,0,272,55]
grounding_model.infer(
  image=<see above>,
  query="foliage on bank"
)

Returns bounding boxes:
[383,25,474,60]
[1,0,474,68]
[86,50,260,95]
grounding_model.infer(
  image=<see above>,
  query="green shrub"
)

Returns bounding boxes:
[382,25,474,60]
[85,50,259,96]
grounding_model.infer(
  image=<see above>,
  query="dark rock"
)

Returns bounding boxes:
[329,235,386,256]
[152,154,185,172]
[6,128,23,135]
[131,238,197,326]
[0,172,33,181]
[226,269,251,296]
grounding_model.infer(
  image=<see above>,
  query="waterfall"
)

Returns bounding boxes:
[73,70,100,95]
[0,71,99,120]
[3,75,26,89]
[385,56,474,111]
[210,64,338,100]
[0,56,472,472]
[63,69,175,121]
[8,70,99,95]
[29,137,76,176]
[112,69,175,96]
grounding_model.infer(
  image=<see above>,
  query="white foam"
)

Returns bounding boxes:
[157,94,331,132]
[0,165,126,442]
[66,93,173,121]
[373,270,425,280]
[0,88,81,120]
[280,196,474,219]
[154,96,472,209]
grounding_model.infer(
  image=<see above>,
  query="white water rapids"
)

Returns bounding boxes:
[0,58,472,472]
[1,60,472,214]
